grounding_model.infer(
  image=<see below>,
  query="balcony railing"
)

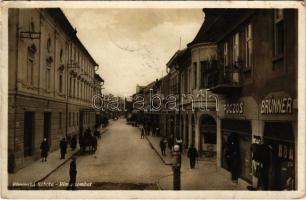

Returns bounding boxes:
[208,64,243,95]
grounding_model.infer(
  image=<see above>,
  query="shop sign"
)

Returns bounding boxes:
[261,97,292,114]
[224,102,244,114]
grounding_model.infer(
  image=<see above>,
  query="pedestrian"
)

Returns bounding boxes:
[59,138,68,159]
[79,134,85,154]
[70,135,77,150]
[92,135,97,153]
[167,137,174,152]
[156,127,160,136]
[187,144,198,169]
[225,133,240,183]
[67,157,77,190]
[141,127,145,139]
[160,137,166,156]
[40,138,49,162]
[152,127,156,136]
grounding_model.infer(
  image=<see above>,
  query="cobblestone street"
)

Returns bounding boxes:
[43,118,172,189]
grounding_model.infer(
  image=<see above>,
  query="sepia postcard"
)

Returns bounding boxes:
[0,1,305,199]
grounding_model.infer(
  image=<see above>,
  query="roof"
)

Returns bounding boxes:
[188,9,256,47]
[94,73,104,83]
[45,8,99,67]
[166,48,190,69]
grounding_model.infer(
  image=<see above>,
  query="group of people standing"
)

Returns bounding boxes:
[142,125,160,137]
[40,134,79,162]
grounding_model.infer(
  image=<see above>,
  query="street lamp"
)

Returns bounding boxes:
[173,63,182,190]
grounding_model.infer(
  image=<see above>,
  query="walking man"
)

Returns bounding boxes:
[59,138,68,159]
[160,137,166,156]
[187,144,198,169]
[40,138,49,162]
[141,127,145,139]
[167,137,174,152]
[67,157,77,190]
[226,133,240,183]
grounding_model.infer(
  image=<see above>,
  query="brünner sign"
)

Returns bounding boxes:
[261,97,293,114]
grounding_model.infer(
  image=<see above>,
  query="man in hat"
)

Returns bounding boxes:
[68,157,77,190]
[59,138,68,159]
[187,144,198,169]
[40,138,49,162]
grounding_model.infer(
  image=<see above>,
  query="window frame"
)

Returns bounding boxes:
[273,9,284,60]
[245,24,253,70]
[233,33,240,64]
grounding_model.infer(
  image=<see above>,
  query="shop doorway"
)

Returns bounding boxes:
[43,112,51,146]
[24,112,35,157]
[221,119,252,183]
[264,122,295,190]
[199,114,216,158]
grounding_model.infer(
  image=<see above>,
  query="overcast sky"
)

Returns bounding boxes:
[63,9,204,97]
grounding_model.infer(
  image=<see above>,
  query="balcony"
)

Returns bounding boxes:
[208,64,242,95]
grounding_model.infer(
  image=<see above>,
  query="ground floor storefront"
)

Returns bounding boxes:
[217,94,297,190]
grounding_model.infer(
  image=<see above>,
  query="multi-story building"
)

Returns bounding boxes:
[8,8,103,172]
[180,8,297,190]
[136,8,298,191]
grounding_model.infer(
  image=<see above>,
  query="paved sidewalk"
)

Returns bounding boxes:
[8,127,108,187]
[145,135,249,190]
[8,147,80,187]
[145,135,172,165]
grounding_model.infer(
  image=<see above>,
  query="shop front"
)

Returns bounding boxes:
[221,119,253,183]
[260,95,297,190]
[263,122,295,190]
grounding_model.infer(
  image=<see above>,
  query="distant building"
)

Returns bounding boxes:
[8,8,103,172]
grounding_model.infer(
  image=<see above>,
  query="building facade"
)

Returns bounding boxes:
[134,8,298,190]
[8,8,103,172]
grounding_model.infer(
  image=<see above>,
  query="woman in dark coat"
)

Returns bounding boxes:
[40,138,49,162]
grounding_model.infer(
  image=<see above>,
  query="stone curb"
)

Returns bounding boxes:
[36,149,80,183]
[36,128,109,183]
[144,135,172,166]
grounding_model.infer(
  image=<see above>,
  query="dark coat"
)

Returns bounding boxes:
[69,160,77,177]
[70,137,77,149]
[188,147,198,160]
[60,140,67,153]
[160,139,166,149]
[92,136,97,147]
[40,141,49,157]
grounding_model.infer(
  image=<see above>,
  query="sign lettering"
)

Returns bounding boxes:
[261,97,292,114]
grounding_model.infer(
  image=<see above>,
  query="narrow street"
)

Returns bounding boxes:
[43,118,172,189]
